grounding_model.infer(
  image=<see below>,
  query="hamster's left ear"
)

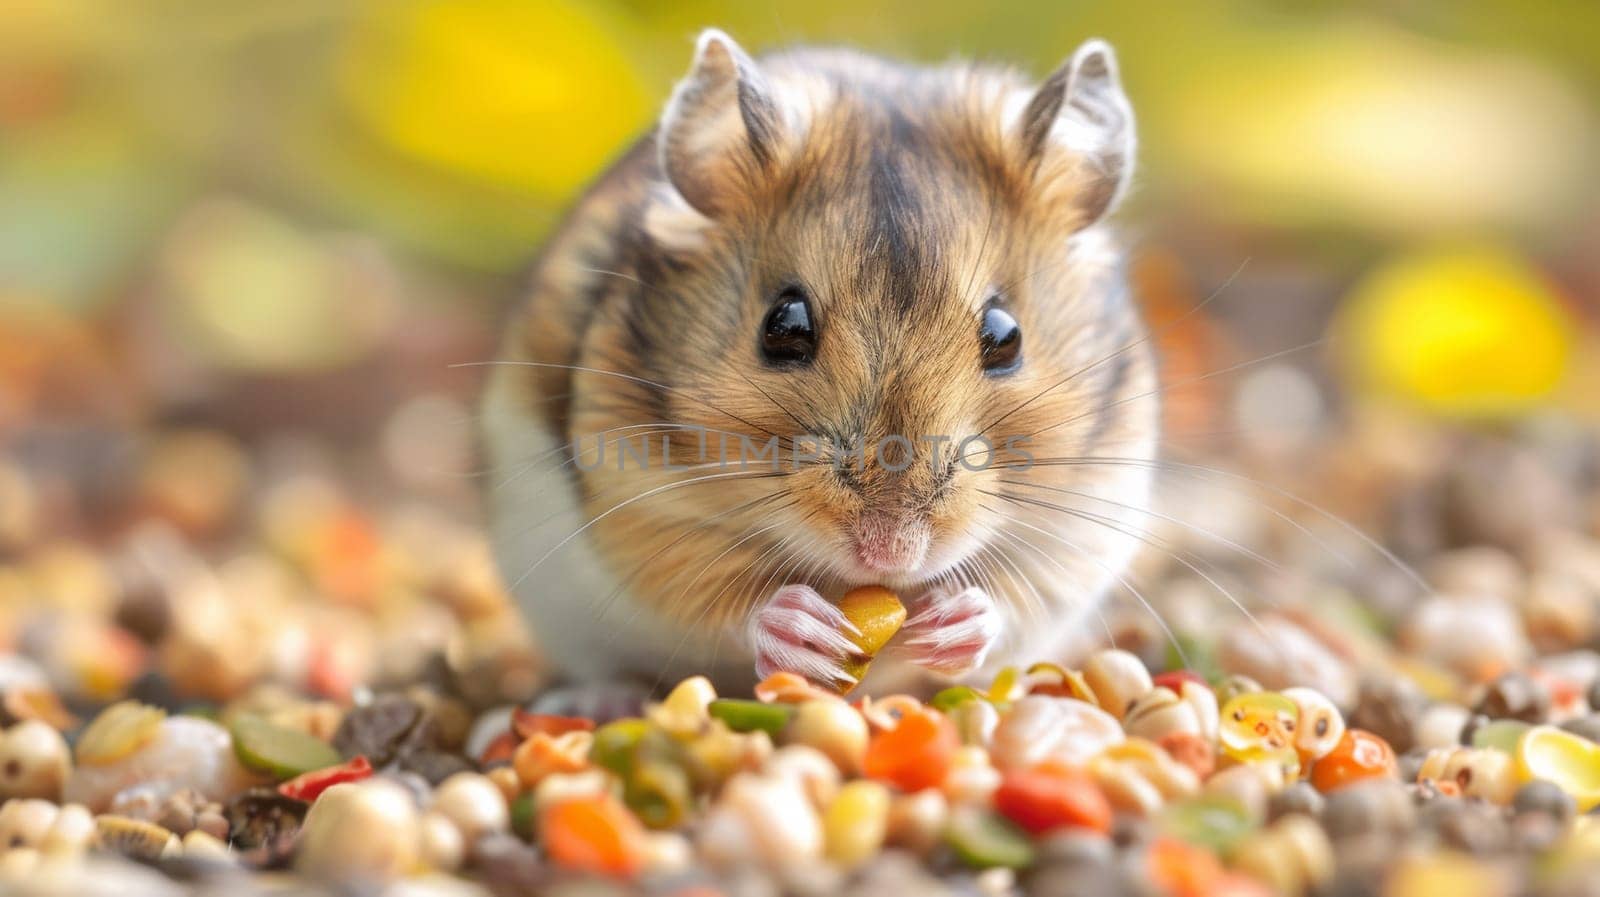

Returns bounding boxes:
[1012,39,1136,226]
[658,29,794,219]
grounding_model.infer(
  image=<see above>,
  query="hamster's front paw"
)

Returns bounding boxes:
[898,586,1002,676]
[749,584,863,687]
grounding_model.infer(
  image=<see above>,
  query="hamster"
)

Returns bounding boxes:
[481,30,1158,697]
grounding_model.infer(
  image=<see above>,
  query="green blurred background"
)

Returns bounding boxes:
[3,0,1599,500]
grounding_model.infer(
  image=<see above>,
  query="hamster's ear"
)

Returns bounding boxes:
[658,29,789,218]
[1012,39,1135,225]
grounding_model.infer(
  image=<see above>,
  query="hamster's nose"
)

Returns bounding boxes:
[851,512,931,574]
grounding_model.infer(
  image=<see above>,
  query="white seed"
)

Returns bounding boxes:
[1092,762,1166,816]
[431,772,509,845]
[698,772,822,869]
[648,676,717,738]
[1123,687,1201,742]
[887,787,949,855]
[1415,748,1451,783]
[180,829,232,862]
[63,716,260,813]
[785,700,868,775]
[1204,762,1285,822]
[640,830,693,875]
[419,811,465,872]
[40,803,93,856]
[1083,650,1154,719]
[991,696,1123,770]
[1441,748,1518,804]
[765,745,842,809]
[0,847,40,882]
[976,867,1017,897]
[296,780,422,881]
[1402,595,1530,682]
[1281,687,1346,762]
[941,746,1001,806]
[1090,740,1198,816]
[1413,703,1472,751]
[533,769,613,813]
[0,799,57,849]
[1234,815,1334,892]
[949,699,999,747]
[1278,814,1335,886]
[1179,680,1221,742]
[0,720,71,801]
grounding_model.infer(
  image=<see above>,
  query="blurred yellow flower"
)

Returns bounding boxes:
[337,0,652,201]
[1338,244,1573,418]
[1170,25,1594,235]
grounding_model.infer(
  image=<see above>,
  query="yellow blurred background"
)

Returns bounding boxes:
[2,0,1598,497]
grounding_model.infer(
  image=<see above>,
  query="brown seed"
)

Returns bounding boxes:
[332,693,426,766]
[1474,672,1550,724]
[1347,675,1423,754]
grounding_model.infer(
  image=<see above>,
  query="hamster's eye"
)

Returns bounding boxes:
[760,287,816,367]
[979,305,1022,375]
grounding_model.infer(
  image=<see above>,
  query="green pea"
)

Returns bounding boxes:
[509,792,536,841]
[931,686,985,713]
[229,714,342,780]
[945,806,1035,870]
[626,761,693,830]
[1160,795,1256,855]
[708,699,794,738]
[589,718,652,777]
[1473,719,1531,753]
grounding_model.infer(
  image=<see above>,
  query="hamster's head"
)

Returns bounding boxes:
[575,31,1157,630]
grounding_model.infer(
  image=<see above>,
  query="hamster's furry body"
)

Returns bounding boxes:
[482,31,1158,694]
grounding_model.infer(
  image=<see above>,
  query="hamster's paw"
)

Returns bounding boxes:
[898,586,1002,676]
[749,584,862,687]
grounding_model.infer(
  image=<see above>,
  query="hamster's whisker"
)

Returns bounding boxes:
[986,526,1109,649]
[997,478,1280,572]
[967,529,1046,626]
[507,469,791,591]
[985,503,1195,669]
[590,490,796,631]
[456,360,800,450]
[611,505,811,670]
[651,520,800,691]
[499,458,790,546]
[986,489,1270,645]
[980,508,1118,649]
[567,264,665,295]
[1018,336,1327,444]
[981,258,1251,435]
[981,534,1053,629]
[1000,454,1427,592]
[988,486,1246,609]
[989,455,1338,565]
[664,518,798,620]
[732,368,816,436]
[492,423,746,495]
[958,200,1001,305]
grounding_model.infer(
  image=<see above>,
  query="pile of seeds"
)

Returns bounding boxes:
[5,415,1600,896]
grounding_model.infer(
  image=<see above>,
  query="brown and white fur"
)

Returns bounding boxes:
[481,30,1158,696]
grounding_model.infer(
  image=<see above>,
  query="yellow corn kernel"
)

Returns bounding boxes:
[823,780,891,868]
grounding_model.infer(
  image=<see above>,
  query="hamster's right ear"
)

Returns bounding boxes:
[1011,39,1136,226]
[658,29,793,218]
